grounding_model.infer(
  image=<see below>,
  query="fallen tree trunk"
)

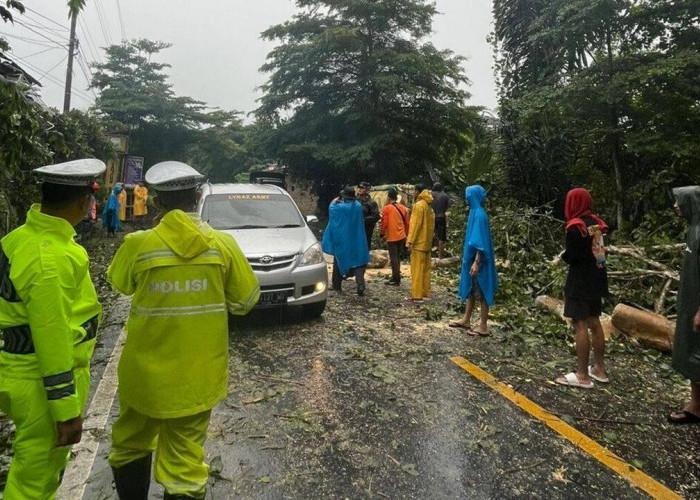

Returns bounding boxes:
[432,256,461,268]
[534,296,618,340]
[611,304,675,353]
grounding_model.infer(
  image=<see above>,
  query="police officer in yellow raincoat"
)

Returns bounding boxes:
[107,161,260,499]
[0,159,105,499]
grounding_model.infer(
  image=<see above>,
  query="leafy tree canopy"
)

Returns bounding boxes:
[257,0,480,186]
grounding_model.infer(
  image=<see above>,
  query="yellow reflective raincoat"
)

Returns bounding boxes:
[407,190,435,252]
[107,210,259,419]
[407,190,435,299]
[133,185,148,217]
[0,204,101,498]
[118,189,127,221]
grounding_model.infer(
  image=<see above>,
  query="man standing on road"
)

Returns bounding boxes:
[406,184,435,303]
[432,183,450,259]
[0,159,105,499]
[323,187,370,296]
[668,186,700,424]
[107,161,259,499]
[357,181,380,250]
[380,188,410,286]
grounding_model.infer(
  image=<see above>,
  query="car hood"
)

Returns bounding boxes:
[221,226,315,257]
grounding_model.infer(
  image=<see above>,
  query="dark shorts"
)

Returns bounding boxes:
[469,276,482,301]
[435,217,447,243]
[564,298,602,321]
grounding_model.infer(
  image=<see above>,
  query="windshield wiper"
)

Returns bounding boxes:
[224,224,268,230]
[273,224,303,228]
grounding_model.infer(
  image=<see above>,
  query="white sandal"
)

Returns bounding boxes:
[556,372,594,389]
[588,366,610,383]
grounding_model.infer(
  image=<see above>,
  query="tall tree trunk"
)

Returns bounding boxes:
[606,29,624,231]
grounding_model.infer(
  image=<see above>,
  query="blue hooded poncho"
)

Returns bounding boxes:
[322,198,370,276]
[102,184,123,232]
[458,185,498,306]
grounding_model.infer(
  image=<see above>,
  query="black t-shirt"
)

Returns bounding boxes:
[562,216,609,300]
[432,191,449,219]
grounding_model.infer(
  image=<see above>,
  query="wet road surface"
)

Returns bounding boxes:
[78,270,654,499]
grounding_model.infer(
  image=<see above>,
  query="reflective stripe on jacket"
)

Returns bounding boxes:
[0,204,102,422]
[107,210,260,419]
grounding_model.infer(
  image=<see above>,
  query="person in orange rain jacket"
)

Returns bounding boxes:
[380,188,410,285]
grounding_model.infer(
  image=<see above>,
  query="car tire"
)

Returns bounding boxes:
[302,300,326,319]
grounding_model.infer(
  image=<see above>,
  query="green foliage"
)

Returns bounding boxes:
[257,0,480,187]
[493,0,700,226]
[91,39,262,180]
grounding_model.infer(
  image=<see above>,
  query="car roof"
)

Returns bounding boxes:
[201,183,287,196]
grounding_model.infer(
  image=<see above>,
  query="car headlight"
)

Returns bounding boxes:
[299,242,324,267]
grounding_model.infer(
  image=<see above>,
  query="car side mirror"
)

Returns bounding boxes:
[306,215,319,224]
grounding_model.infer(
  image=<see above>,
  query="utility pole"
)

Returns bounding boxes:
[62,8,78,113]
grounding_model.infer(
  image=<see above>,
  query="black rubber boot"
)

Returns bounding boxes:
[163,493,200,499]
[112,454,152,500]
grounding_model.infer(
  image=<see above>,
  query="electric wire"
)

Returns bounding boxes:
[0,31,63,49]
[93,0,112,46]
[78,15,102,65]
[24,7,70,31]
[116,0,127,41]
[13,19,67,48]
[76,50,98,99]
[19,46,61,59]
[4,51,94,104]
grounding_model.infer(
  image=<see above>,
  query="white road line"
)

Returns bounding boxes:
[57,328,126,500]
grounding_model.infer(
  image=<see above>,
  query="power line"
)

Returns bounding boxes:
[76,51,98,99]
[78,15,102,65]
[38,54,68,81]
[116,0,127,41]
[0,31,64,49]
[24,6,70,31]
[93,0,113,46]
[5,52,94,104]
[19,46,62,59]
[13,19,67,49]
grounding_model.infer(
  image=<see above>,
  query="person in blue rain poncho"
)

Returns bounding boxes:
[102,183,123,236]
[449,185,498,336]
[322,187,371,296]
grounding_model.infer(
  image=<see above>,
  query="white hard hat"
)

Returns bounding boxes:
[145,161,204,191]
[33,158,106,186]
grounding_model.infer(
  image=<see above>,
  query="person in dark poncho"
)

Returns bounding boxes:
[102,184,123,237]
[449,185,498,336]
[668,186,700,424]
[556,188,609,389]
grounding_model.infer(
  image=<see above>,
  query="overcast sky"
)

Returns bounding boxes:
[4,0,496,115]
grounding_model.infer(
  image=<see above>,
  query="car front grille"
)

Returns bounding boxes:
[248,254,298,272]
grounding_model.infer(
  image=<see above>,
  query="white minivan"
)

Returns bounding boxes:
[198,183,328,318]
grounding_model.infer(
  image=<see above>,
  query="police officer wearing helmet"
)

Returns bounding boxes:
[107,161,260,499]
[0,159,105,498]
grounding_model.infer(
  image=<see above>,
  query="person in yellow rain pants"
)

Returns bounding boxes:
[107,161,260,500]
[133,181,148,228]
[406,183,435,303]
[0,159,105,499]
[118,185,127,223]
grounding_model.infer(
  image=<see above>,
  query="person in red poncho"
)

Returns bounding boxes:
[556,188,610,389]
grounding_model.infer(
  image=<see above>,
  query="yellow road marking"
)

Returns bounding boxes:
[450,356,682,500]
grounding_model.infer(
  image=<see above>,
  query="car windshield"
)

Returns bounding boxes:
[202,193,304,230]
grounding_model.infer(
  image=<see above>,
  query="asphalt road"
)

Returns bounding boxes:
[72,267,659,500]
